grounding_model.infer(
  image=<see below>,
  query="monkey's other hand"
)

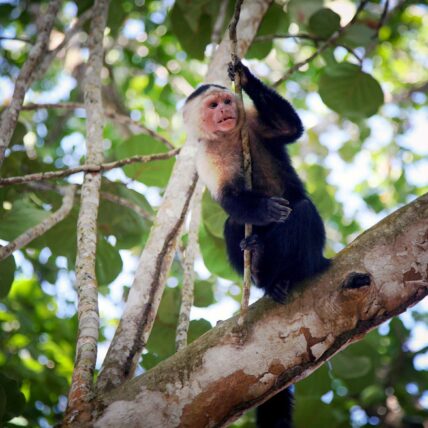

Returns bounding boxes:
[240,234,261,251]
[266,197,292,223]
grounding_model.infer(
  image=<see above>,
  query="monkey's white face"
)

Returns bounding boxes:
[201,92,238,134]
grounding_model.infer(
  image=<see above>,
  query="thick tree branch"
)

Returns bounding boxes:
[0,0,61,168]
[95,194,428,428]
[0,149,179,187]
[0,186,76,261]
[64,0,109,425]
[96,0,273,394]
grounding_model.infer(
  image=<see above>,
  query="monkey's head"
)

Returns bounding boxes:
[183,84,243,140]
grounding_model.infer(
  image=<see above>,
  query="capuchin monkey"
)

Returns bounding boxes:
[183,61,330,428]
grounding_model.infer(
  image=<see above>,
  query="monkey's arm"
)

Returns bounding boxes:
[230,62,303,143]
[220,187,291,226]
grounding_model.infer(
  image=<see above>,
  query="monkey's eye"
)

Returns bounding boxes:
[224,98,231,105]
[209,102,218,109]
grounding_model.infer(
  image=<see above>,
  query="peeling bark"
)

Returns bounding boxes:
[94,194,428,428]
[96,0,272,394]
[63,0,109,426]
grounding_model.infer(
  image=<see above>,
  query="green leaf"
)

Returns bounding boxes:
[199,226,240,282]
[247,3,289,59]
[0,256,16,299]
[115,134,175,187]
[10,122,27,148]
[288,0,323,25]
[319,63,384,118]
[170,3,212,60]
[0,199,48,241]
[332,353,371,379]
[294,397,338,427]
[96,237,123,286]
[341,24,376,48]
[296,365,331,397]
[188,319,212,343]
[309,8,341,39]
[194,280,215,307]
[202,190,227,239]
[0,373,25,422]
[157,287,181,325]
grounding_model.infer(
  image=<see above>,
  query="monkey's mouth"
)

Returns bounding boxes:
[218,117,236,124]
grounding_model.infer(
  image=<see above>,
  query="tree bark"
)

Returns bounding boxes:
[94,194,428,428]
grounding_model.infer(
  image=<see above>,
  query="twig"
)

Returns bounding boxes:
[0,36,32,44]
[100,191,153,221]
[229,0,252,324]
[33,7,94,82]
[255,33,321,42]
[175,181,203,351]
[19,102,175,150]
[274,0,370,87]
[0,0,61,168]
[0,186,76,261]
[64,0,109,425]
[0,149,180,187]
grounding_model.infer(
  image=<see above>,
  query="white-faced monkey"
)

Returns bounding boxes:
[183,61,330,427]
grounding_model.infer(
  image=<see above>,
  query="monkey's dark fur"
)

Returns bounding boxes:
[185,63,330,428]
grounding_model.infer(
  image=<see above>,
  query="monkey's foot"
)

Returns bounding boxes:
[267,197,292,223]
[240,234,261,252]
[269,280,291,304]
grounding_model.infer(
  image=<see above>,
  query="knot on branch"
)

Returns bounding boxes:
[341,272,371,290]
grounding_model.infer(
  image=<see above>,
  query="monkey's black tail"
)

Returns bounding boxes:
[256,387,294,428]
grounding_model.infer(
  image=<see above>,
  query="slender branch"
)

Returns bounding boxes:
[0,186,76,261]
[0,0,61,168]
[33,7,94,82]
[64,0,110,426]
[0,149,179,187]
[175,182,204,351]
[19,102,175,150]
[0,36,32,44]
[255,33,321,42]
[100,192,153,221]
[229,0,252,323]
[274,0,370,86]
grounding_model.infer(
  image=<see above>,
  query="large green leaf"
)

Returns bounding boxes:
[287,0,323,25]
[247,3,289,59]
[332,353,372,379]
[170,3,212,60]
[319,63,384,118]
[96,237,123,286]
[0,199,48,241]
[188,319,212,343]
[194,280,215,307]
[0,255,16,299]
[341,24,377,48]
[0,373,25,423]
[115,134,175,187]
[309,8,341,39]
[202,190,227,239]
[199,226,240,282]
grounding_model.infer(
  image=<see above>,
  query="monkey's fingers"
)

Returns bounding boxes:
[267,198,292,222]
[271,196,290,205]
[240,234,260,251]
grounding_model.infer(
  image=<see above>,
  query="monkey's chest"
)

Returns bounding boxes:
[196,145,242,200]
